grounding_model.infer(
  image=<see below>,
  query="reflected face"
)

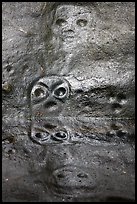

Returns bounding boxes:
[52,5,96,44]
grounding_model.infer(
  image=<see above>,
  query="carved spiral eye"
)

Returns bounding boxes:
[55,18,67,26]
[76,19,88,27]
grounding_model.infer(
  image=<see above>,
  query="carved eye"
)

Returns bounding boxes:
[54,87,66,97]
[76,19,88,27]
[55,18,67,26]
[35,132,49,141]
[31,85,48,103]
[34,88,45,97]
[51,131,68,142]
[53,86,68,99]
[33,131,50,144]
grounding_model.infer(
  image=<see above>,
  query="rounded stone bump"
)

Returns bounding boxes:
[2,82,12,93]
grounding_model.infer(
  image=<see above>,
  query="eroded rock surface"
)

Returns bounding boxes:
[2,2,135,202]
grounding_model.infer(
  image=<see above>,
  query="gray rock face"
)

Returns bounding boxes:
[2,2,135,202]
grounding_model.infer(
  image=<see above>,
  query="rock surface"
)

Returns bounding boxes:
[2,2,135,202]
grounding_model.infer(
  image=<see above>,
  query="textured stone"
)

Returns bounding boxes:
[2,2,135,202]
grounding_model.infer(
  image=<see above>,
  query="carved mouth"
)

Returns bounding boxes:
[62,30,75,38]
[65,35,75,38]
[61,34,75,41]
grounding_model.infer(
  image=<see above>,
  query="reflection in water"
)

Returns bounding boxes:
[28,2,135,202]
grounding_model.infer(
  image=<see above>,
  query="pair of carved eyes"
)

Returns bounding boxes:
[55,18,88,27]
[31,83,69,103]
[34,131,69,144]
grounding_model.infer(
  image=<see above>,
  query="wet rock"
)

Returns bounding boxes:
[2,2,135,202]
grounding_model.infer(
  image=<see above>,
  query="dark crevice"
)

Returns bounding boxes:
[44,101,57,108]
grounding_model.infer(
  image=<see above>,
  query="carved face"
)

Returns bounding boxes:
[26,4,135,201]
[2,2,135,202]
[52,5,96,46]
[28,76,135,201]
[30,76,70,145]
